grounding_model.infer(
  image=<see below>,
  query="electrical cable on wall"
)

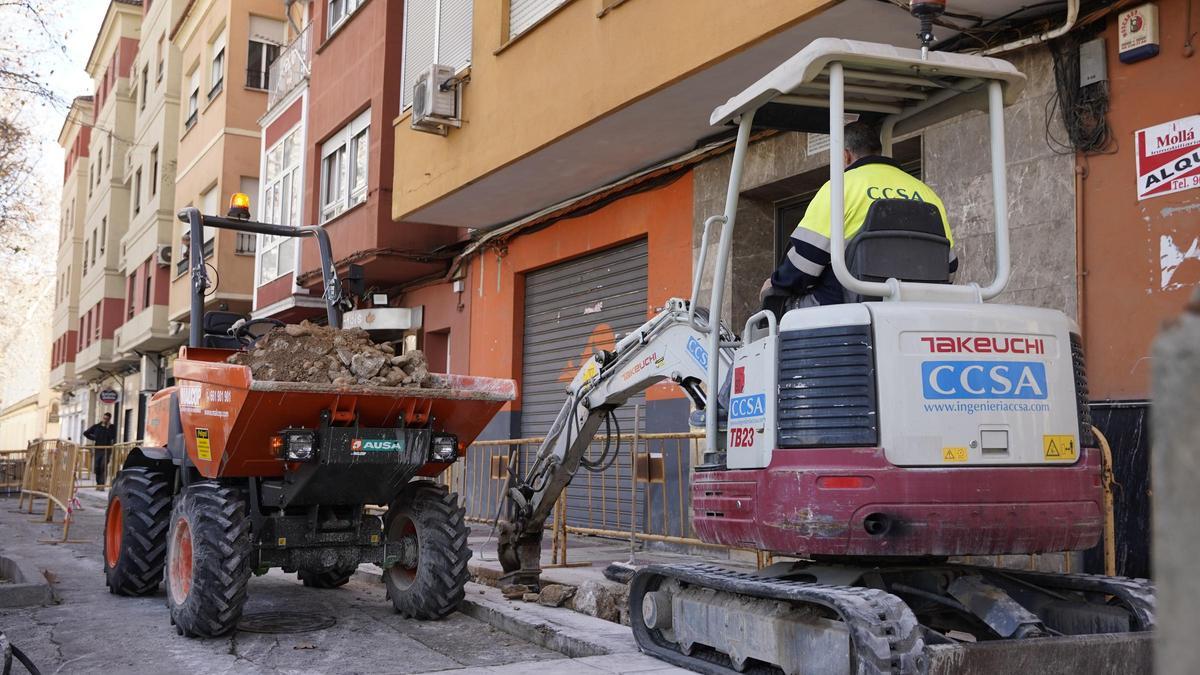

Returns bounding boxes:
[1045,28,1116,155]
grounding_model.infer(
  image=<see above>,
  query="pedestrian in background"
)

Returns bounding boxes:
[83,412,116,488]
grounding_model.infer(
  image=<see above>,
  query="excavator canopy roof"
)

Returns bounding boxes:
[709,38,1026,138]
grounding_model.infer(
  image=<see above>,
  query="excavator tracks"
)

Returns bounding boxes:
[971,566,1156,631]
[630,563,927,675]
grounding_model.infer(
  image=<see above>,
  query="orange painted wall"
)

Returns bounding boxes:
[399,281,472,376]
[467,173,694,414]
[1081,0,1200,400]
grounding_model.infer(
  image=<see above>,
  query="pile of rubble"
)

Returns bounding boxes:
[227,320,436,387]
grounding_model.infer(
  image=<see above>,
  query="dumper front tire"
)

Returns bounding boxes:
[166,482,252,638]
[298,567,356,589]
[104,466,173,596]
[383,481,470,619]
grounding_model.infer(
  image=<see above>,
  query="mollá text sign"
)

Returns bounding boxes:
[1136,115,1200,201]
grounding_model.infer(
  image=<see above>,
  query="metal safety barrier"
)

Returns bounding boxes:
[14,440,141,543]
[0,449,28,496]
[75,442,139,489]
[17,440,81,541]
[439,425,771,567]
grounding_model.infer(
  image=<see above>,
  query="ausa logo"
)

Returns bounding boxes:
[351,438,405,453]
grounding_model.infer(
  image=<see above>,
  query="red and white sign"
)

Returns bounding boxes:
[1136,115,1200,201]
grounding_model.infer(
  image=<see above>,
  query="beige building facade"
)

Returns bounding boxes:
[168,0,286,324]
[71,0,143,441]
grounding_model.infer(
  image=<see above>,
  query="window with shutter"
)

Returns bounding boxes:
[209,32,226,100]
[401,0,473,110]
[508,0,568,39]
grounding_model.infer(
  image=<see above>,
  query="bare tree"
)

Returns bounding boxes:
[0,0,66,394]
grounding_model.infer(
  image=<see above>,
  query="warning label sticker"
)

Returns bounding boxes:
[942,447,968,462]
[196,428,211,461]
[1043,435,1077,461]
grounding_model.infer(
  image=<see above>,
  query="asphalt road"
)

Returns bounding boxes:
[0,494,567,674]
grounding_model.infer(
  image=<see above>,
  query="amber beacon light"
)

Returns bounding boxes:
[228,192,252,219]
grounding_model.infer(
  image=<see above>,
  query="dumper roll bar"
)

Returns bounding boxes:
[694,38,1027,457]
[177,207,344,348]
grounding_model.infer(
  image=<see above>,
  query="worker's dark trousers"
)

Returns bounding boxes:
[93,448,109,486]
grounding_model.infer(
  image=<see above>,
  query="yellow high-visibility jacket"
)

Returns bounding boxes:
[771,155,956,305]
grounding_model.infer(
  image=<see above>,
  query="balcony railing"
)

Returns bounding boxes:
[267,24,311,111]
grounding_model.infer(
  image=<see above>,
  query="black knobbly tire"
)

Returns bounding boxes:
[104,465,173,596]
[383,481,471,619]
[165,482,253,638]
[298,567,356,589]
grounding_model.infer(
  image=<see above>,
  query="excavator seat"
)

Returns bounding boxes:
[202,310,245,349]
[842,198,951,302]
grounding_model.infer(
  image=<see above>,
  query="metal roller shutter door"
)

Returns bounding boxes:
[521,239,648,531]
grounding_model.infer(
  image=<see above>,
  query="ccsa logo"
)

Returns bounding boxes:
[729,394,766,420]
[921,361,1048,400]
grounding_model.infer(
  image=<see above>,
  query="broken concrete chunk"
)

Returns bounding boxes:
[228,321,437,387]
[500,584,530,600]
[536,584,576,608]
[350,351,386,379]
[572,580,620,623]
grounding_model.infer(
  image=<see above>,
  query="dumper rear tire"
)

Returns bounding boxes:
[299,567,356,589]
[165,482,252,638]
[383,481,470,619]
[104,466,173,596]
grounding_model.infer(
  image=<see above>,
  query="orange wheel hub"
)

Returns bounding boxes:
[105,497,123,568]
[169,517,194,604]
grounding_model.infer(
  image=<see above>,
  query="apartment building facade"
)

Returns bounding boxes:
[386,0,1195,572]
[252,0,458,327]
[51,96,94,441]
[108,0,191,441]
[65,0,143,443]
[168,0,287,327]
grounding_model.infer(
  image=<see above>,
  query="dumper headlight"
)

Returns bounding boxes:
[275,429,317,461]
[429,434,459,463]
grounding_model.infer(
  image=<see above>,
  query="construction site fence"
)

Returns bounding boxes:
[435,431,772,567]
[13,440,140,542]
[0,448,29,496]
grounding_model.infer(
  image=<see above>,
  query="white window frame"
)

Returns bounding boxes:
[401,0,473,110]
[132,167,141,217]
[258,127,303,285]
[208,31,227,100]
[319,109,370,224]
[185,67,200,128]
[156,35,164,84]
[246,40,278,91]
[328,0,365,37]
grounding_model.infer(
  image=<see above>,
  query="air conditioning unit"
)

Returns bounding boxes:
[411,64,462,136]
[155,243,172,267]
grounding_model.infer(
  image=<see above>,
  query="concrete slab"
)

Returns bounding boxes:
[0,553,53,608]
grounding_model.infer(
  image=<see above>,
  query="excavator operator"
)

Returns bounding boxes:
[760,121,957,312]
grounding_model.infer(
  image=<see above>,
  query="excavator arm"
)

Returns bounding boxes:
[497,298,736,586]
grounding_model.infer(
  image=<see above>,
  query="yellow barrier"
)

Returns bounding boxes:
[75,441,139,489]
[439,430,772,568]
[15,440,142,543]
[0,448,28,495]
[18,440,81,541]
